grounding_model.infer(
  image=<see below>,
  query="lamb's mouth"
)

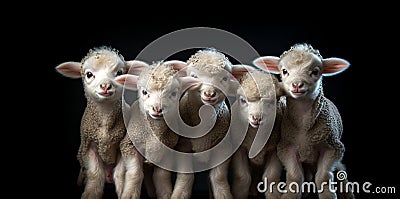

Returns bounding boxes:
[201,98,217,105]
[149,113,163,120]
[249,121,260,128]
[97,91,114,97]
[291,90,306,97]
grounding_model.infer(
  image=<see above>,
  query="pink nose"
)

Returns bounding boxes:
[152,107,162,114]
[100,83,112,91]
[204,91,216,98]
[252,115,262,123]
[292,82,304,89]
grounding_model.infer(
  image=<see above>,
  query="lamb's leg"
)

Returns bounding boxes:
[279,145,303,199]
[113,153,125,198]
[209,158,233,199]
[263,151,282,199]
[315,149,339,199]
[81,144,105,199]
[121,152,144,199]
[77,167,86,186]
[171,173,194,199]
[171,137,194,199]
[231,147,251,199]
[153,167,172,199]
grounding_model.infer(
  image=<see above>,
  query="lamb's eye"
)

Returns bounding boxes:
[171,91,177,97]
[222,76,228,81]
[311,67,319,76]
[86,72,94,79]
[282,69,288,75]
[239,96,247,104]
[142,89,148,95]
[116,70,123,76]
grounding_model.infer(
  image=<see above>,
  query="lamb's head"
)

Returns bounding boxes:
[253,43,350,99]
[186,48,235,105]
[56,46,146,103]
[115,61,200,120]
[232,65,276,128]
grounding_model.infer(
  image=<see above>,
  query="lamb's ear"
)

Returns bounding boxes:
[115,74,139,91]
[322,58,350,76]
[56,62,82,78]
[252,56,280,74]
[178,76,201,91]
[164,60,188,76]
[231,64,254,79]
[126,60,149,75]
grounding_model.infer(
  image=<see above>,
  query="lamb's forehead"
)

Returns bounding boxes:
[138,61,178,91]
[187,48,232,73]
[81,47,125,71]
[239,70,275,101]
[279,43,323,69]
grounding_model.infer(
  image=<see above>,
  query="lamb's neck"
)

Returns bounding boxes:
[87,98,122,115]
[87,99,122,117]
[146,114,169,133]
[286,87,324,129]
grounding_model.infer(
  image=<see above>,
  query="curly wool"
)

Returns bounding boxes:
[137,61,178,91]
[187,48,232,73]
[280,43,322,61]
[239,70,276,101]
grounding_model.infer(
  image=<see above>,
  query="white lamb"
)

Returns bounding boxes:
[253,43,354,199]
[55,46,145,199]
[230,66,285,199]
[115,60,200,199]
[176,48,237,199]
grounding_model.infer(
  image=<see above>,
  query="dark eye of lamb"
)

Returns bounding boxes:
[222,76,228,81]
[312,68,319,76]
[86,72,93,78]
[116,70,123,76]
[142,89,148,95]
[282,69,288,75]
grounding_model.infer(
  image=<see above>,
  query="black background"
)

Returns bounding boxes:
[22,8,399,199]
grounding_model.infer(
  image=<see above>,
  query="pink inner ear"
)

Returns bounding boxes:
[56,62,82,78]
[115,74,138,90]
[126,60,149,75]
[322,58,350,76]
[253,56,280,74]
[231,66,250,79]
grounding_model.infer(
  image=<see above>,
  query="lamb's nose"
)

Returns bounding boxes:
[292,81,304,89]
[252,115,262,123]
[100,83,112,91]
[204,91,216,98]
[152,106,162,114]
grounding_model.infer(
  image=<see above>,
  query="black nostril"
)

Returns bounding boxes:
[153,107,162,113]
[204,92,216,98]
[252,115,261,122]
[101,83,112,91]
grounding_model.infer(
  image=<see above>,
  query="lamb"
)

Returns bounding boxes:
[55,46,146,199]
[253,43,354,199]
[230,66,285,199]
[114,60,200,199]
[176,48,237,199]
